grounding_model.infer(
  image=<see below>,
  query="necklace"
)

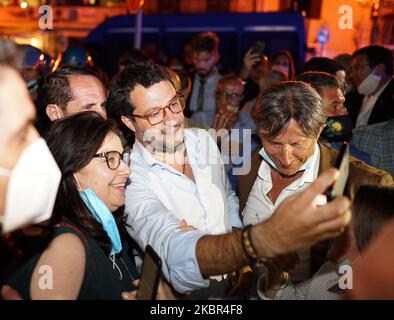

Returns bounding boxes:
[119,256,135,281]
[110,254,135,281]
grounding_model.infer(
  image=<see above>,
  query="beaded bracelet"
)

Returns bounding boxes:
[241,224,266,264]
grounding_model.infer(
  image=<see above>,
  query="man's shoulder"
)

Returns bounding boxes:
[353,121,387,137]
[352,121,394,152]
[319,142,393,199]
[320,141,391,180]
[347,155,393,200]
[318,142,338,168]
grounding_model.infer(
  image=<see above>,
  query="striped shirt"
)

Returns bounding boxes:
[257,260,351,300]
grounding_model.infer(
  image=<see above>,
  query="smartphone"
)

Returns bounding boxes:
[251,41,266,55]
[325,143,350,201]
[136,245,162,300]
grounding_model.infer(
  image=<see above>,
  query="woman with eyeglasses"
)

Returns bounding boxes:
[5,111,174,299]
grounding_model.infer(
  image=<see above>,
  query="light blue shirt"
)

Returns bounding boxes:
[125,128,241,294]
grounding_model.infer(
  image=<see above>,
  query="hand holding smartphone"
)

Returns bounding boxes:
[324,143,350,201]
[251,41,266,55]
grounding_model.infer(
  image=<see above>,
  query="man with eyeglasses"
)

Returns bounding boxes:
[346,45,394,128]
[212,74,244,132]
[212,74,251,196]
[109,62,242,298]
[107,62,352,299]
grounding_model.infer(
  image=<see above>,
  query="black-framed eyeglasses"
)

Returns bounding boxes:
[216,91,243,100]
[132,93,185,126]
[93,150,131,170]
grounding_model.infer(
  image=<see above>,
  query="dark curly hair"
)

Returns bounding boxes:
[45,111,126,255]
[107,61,171,119]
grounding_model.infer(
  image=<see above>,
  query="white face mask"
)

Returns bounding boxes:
[357,67,381,96]
[0,138,61,234]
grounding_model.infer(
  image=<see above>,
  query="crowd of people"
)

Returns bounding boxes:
[0,31,394,300]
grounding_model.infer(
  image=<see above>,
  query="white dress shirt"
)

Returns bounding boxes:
[355,80,391,128]
[242,144,320,282]
[125,128,241,294]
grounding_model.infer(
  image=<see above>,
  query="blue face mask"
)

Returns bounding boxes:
[259,147,313,171]
[79,188,122,256]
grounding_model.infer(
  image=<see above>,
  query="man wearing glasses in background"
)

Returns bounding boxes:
[212,74,244,132]
[211,74,254,195]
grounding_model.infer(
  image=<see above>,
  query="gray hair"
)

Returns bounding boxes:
[252,81,326,140]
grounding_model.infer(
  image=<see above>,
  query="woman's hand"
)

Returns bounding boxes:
[1,285,22,300]
[121,279,177,300]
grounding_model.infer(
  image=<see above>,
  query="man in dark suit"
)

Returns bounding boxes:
[346,45,394,128]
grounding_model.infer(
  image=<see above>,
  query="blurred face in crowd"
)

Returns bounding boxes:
[122,80,185,154]
[21,66,40,101]
[350,54,372,89]
[20,66,39,84]
[273,54,290,69]
[320,86,347,117]
[47,75,107,121]
[260,119,323,177]
[216,79,244,115]
[192,50,219,79]
[258,70,287,92]
[0,66,40,215]
[335,70,347,93]
[75,132,131,212]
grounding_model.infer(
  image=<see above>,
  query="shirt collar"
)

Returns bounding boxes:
[196,68,220,83]
[132,129,198,174]
[371,78,391,98]
[132,139,161,169]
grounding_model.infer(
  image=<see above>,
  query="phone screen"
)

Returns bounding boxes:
[136,245,162,300]
[326,143,350,201]
[251,41,265,55]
